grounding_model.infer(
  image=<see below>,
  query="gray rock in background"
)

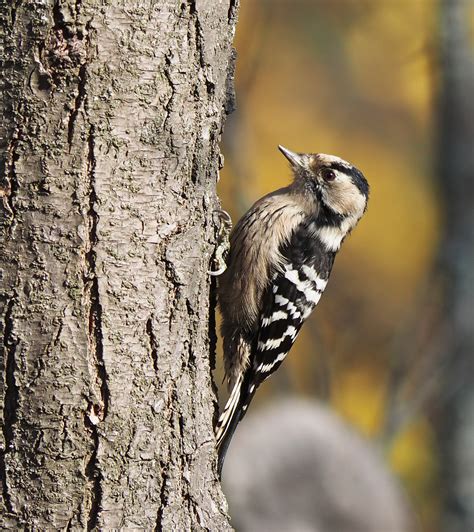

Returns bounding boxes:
[222,399,418,532]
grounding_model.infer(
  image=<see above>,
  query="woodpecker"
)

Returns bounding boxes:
[214,145,369,476]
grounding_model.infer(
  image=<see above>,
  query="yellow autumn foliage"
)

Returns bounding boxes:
[217,1,462,529]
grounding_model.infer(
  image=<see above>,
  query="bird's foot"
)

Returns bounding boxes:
[209,209,232,276]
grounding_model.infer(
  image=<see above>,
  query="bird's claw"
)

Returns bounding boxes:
[209,209,232,276]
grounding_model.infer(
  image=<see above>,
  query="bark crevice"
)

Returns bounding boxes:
[146,317,159,374]
[83,411,102,532]
[155,460,170,532]
[67,63,87,148]
[82,126,107,528]
[228,0,238,23]
[85,126,109,418]
[74,0,82,20]
[4,133,20,227]
[10,2,20,28]
[161,57,176,148]
[163,258,181,330]
[1,297,19,514]
[189,2,205,70]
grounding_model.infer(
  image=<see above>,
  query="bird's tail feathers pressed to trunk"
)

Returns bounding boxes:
[215,373,254,477]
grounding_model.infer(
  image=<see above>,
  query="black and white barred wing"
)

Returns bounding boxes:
[215,261,328,475]
[252,262,328,384]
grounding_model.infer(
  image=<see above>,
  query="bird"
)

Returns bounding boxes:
[214,145,369,476]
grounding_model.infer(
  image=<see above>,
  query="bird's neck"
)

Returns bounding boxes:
[311,203,358,252]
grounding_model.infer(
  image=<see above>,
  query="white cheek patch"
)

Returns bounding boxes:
[316,225,345,251]
[322,172,366,218]
[316,214,361,251]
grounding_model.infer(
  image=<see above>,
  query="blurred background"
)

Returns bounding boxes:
[216,1,474,531]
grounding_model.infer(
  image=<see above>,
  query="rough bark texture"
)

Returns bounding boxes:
[0,0,238,529]
[436,1,474,531]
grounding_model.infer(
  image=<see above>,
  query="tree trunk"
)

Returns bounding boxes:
[436,0,474,530]
[0,0,238,529]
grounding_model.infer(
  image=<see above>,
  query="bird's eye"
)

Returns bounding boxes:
[322,168,336,182]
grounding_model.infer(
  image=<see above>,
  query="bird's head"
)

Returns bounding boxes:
[279,145,369,223]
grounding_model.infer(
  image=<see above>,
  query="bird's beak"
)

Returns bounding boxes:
[278,145,305,169]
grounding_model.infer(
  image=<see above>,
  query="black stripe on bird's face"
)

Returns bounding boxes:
[327,162,369,198]
[316,203,345,227]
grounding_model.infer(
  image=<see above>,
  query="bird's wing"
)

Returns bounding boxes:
[215,223,333,476]
[251,260,328,385]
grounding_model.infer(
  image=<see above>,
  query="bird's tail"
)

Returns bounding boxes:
[215,373,254,477]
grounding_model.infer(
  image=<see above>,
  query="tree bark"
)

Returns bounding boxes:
[436,0,474,531]
[0,0,238,529]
